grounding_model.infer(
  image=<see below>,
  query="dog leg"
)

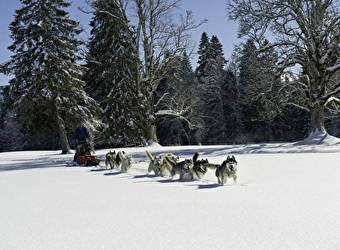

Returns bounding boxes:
[216,172,221,185]
[233,175,237,184]
[170,168,176,179]
[190,171,195,180]
[222,176,228,185]
[154,167,160,176]
[179,170,184,180]
[215,170,221,184]
[147,162,153,174]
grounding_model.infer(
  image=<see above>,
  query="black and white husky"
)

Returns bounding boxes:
[215,155,238,185]
[190,152,209,180]
[105,150,116,170]
[189,152,219,180]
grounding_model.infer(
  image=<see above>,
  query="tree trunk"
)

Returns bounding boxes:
[55,110,71,154]
[309,103,325,133]
[145,121,158,143]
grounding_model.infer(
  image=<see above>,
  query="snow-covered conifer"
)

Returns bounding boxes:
[84,0,144,147]
[2,0,101,153]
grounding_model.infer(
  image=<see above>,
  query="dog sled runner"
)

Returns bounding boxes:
[73,141,100,166]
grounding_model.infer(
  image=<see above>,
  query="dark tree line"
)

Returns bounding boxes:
[1,0,340,152]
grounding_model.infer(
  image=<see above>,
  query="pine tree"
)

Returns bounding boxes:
[84,0,144,147]
[195,32,226,144]
[220,68,243,143]
[237,39,268,142]
[210,35,227,75]
[195,32,211,81]
[0,86,25,151]
[237,38,283,142]
[273,106,310,142]
[2,0,102,153]
[181,51,193,73]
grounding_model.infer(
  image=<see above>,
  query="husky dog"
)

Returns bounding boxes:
[215,155,238,185]
[114,151,125,169]
[145,150,163,175]
[190,152,210,180]
[188,152,218,180]
[157,153,179,176]
[105,150,116,170]
[165,154,193,180]
[118,151,133,172]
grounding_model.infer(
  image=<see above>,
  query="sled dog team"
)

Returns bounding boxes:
[105,150,134,173]
[105,150,237,185]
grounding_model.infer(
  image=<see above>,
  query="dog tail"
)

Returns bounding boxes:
[192,151,199,163]
[118,151,126,160]
[145,150,154,161]
[164,155,176,165]
[205,163,219,170]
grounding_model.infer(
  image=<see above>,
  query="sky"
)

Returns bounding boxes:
[0,0,240,86]
[1,130,340,249]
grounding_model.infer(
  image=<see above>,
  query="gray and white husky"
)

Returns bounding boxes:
[118,151,133,172]
[160,153,180,176]
[215,155,238,185]
[165,156,193,180]
[145,150,163,175]
[145,151,179,176]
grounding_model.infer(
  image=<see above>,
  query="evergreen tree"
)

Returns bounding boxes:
[273,106,310,142]
[0,86,25,151]
[210,35,227,75]
[2,0,101,153]
[195,32,212,81]
[84,0,144,147]
[0,86,8,133]
[220,68,243,143]
[325,115,340,139]
[181,51,193,73]
[181,51,204,145]
[195,32,226,144]
[237,39,274,142]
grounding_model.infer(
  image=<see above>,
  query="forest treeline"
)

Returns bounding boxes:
[1,0,340,152]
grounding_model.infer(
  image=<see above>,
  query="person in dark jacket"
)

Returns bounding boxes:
[74,123,90,162]
[74,122,89,144]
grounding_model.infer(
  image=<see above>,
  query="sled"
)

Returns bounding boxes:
[74,141,100,166]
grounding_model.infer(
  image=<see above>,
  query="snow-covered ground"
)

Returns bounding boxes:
[1,131,340,250]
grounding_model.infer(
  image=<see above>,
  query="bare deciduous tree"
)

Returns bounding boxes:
[227,0,340,134]
[133,0,206,142]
